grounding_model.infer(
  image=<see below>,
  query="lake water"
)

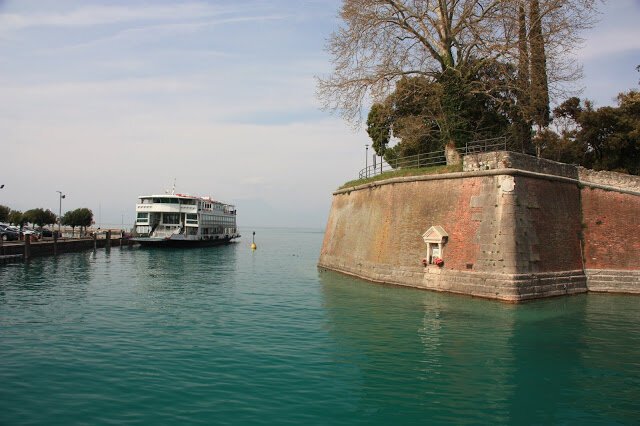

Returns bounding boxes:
[1,227,639,424]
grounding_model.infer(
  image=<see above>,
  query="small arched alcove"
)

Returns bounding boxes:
[422,226,448,265]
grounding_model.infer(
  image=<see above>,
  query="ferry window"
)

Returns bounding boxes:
[136,212,149,223]
[163,213,180,224]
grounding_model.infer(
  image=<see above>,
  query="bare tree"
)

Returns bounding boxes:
[318,0,598,127]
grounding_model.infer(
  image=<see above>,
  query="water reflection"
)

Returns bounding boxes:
[318,269,640,423]
[0,253,92,296]
[131,244,239,293]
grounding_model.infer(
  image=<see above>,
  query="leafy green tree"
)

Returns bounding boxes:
[74,208,94,233]
[61,211,77,236]
[23,209,40,226]
[42,209,57,227]
[579,91,640,173]
[319,0,597,152]
[8,210,25,228]
[366,103,391,157]
[0,205,9,223]
[366,62,517,165]
[61,208,94,236]
[542,89,640,174]
[24,208,58,228]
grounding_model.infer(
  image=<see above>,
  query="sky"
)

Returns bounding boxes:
[1,0,639,229]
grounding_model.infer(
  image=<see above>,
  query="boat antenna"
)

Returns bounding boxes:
[171,178,176,195]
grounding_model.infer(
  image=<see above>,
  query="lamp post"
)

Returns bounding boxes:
[57,191,65,235]
[365,144,369,178]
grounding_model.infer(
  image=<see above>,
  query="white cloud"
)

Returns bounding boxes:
[0,3,235,31]
[38,13,290,54]
[577,29,640,61]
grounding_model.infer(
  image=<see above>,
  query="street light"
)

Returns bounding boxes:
[57,191,66,235]
[365,144,369,178]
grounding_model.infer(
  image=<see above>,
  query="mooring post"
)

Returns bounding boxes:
[53,232,58,256]
[24,235,31,260]
[106,230,111,249]
[93,232,97,251]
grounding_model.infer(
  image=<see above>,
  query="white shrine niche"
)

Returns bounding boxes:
[422,226,448,265]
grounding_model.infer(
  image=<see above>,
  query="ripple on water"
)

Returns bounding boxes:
[1,229,640,424]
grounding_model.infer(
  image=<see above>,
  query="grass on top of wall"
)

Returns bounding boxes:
[339,163,463,190]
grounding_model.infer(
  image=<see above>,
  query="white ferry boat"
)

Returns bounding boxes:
[131,192,239,247]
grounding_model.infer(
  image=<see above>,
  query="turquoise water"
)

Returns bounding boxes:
[1,228,639,424]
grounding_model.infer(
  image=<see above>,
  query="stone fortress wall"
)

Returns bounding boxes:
[318,151,640,302]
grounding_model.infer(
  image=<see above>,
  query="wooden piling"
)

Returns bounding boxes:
[24,235,31,260]
[106,230,111,248]
[53,232,58,256]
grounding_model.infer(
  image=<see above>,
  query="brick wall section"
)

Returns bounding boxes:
[320,177,483,271]
[320,152,640,301]
[581,187,640,270]
[524,178,584,272]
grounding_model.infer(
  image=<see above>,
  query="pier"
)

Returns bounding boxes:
[0,232,134,261]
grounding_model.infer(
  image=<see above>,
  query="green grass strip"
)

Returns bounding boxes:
[339,163,463,190]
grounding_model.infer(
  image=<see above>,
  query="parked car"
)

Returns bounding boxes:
[38,228,60,238]
[21,227,38,236]
[0,224,19,241]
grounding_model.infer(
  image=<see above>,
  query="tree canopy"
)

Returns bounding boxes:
[23,208,57,228]
[318,0,598,154]
[541,89,640,175]
[61,208,94,234]
[0,205,9,223]
[8,210,25,227]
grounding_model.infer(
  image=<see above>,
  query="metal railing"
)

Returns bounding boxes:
[464,137,507,155]
[357,137,506,179]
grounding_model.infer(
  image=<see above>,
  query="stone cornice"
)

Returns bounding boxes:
[334,168,640,197]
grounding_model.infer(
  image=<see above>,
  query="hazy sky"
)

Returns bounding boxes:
[1,0,639,229]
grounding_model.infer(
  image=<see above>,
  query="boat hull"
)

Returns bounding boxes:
[129,235,239,248]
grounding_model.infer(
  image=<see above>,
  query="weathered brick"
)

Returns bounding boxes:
[320,158,639,301]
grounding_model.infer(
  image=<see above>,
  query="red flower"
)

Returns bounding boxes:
[434,257,444,266]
